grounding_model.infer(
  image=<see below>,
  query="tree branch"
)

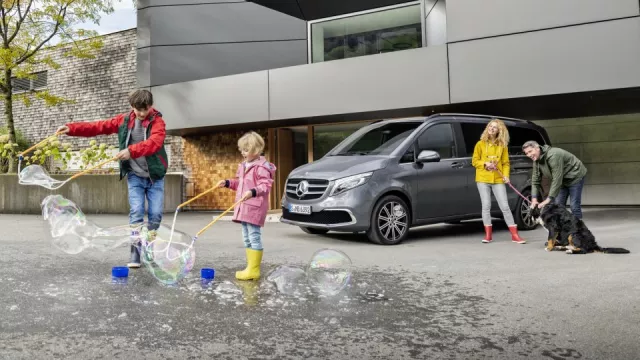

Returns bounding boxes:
[0,4,7,44]
[7,0,34,45]
[15,3,68,66]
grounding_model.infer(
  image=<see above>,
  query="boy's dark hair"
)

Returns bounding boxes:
[129,89,153,109]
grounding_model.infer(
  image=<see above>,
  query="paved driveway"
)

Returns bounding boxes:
[0,208,638,359]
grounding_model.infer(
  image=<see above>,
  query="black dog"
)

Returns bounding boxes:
[530,203,630,254]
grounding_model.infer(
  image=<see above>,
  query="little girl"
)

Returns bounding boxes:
[217,131,276,281]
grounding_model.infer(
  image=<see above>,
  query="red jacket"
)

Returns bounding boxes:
[66,108,166,159]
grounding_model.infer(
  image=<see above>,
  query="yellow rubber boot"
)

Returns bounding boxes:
[235,248,263,281]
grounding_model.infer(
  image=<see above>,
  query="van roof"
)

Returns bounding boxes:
[374,113,533,125]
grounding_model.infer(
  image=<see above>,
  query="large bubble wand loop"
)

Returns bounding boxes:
[160,198,243,262]
[165,184,222,246]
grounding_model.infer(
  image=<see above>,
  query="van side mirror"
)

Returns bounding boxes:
[416,150,440,163]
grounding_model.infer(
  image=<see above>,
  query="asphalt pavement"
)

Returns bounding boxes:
[0,207,638,359]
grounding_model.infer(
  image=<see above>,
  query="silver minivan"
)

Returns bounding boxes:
[280,113,551,245]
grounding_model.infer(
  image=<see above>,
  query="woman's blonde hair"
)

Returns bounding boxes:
[480,119,509,148]
[238,131,265,155]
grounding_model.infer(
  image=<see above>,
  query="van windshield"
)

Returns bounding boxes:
[329,122,421,156]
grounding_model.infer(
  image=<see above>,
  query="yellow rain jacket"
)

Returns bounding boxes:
[471,140,510,184]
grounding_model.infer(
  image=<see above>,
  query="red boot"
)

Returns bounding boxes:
[509,225,526,244]
[482,225,492,243]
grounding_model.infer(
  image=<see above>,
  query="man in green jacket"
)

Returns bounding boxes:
[522,141,588,219]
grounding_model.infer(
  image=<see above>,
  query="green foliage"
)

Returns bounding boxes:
[78,139,116,173]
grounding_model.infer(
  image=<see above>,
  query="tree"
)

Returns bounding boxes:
[0,0,120,172]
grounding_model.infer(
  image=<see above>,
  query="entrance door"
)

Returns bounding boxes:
[275,128,294,207]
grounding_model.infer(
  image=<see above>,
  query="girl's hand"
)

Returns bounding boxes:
[241,191,253,201]
[216,180,226,188]
[484,162,496,170]
[502,176,510,184]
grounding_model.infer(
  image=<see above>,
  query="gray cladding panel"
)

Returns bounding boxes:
[269,46,450,120]
[149,40,307,86]
[448,18,640,103]
[151,71,269,131]
[137,48,151,88]
[146,2,306,46]
[137,8,150,48]
[447,0,640,42]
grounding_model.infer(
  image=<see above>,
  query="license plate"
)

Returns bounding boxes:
[289,204,311,215]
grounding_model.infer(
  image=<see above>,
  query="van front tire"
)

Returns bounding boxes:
[367,195,410,245]
[514,188,537,231]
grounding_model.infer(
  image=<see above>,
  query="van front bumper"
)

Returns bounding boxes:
[280,187,373,231]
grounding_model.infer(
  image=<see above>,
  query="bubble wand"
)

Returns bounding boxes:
[195,199,244,239]
[18,130,64,158]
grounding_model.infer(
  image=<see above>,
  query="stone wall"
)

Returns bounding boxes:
[533,113,640,205]
[0,28,183,173]
[181,129,269,210]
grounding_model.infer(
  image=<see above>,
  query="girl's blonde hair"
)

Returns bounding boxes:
[480,119,509,148]
[238,131,265,155]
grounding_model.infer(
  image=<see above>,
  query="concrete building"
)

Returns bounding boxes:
[138,0,640,209]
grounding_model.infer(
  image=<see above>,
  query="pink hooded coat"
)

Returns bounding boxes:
[226,156,277,227]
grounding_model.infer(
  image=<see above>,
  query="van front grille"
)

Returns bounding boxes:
[285,178,329,200]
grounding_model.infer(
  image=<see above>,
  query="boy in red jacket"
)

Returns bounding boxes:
[57,90,169,268]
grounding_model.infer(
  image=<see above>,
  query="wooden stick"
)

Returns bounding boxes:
[19,131,63,157]
[177,185,218,210]
[196,199,243,237]
[67,156,118,181]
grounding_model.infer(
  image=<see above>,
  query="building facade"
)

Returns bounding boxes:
[138,0,640,209]
[0,28,184,174]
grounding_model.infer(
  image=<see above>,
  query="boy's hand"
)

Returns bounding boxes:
[115,149,131,160]
[216,180,226,188]
[57,125,69,134]
[241,191,253,201]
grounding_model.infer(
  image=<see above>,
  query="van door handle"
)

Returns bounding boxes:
[450,162,464,169]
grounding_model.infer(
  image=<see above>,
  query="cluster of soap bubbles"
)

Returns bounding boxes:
[267,248,353,297]
[41,195,195,285]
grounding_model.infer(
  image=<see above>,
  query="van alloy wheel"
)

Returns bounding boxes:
[514,188,537,231]
[367,195,411,245]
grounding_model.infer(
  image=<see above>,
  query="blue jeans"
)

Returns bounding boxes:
[241,222,262,250]
[554,176,585,219]
[127,173,164,230]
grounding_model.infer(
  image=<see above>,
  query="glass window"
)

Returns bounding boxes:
[459,122,486,157]
[313,122,370,161]
[310,4,423,63]
[416,123,455,159]
[329,121,421,156]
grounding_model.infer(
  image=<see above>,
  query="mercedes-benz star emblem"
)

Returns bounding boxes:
[296,180,309,198]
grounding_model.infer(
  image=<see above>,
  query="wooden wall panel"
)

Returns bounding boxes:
[182,129,269,210]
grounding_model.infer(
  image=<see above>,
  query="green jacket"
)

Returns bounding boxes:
[531,145,587,199]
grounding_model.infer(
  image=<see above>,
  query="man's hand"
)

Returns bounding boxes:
[115,149,131,160]
[530,198,539,209]
[241,191,253,201]
[216,180,226,188]
[538,198,551,209]
[56,125,69,134]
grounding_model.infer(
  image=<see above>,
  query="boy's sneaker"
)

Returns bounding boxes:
[127,244,141,268]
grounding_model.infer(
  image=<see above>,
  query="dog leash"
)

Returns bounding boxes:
[493,167,532,205]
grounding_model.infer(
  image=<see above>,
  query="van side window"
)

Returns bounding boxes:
[416,123,456,159]
[459,122,486,157]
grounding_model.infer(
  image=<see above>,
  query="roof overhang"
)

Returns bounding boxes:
[248,0,417,21]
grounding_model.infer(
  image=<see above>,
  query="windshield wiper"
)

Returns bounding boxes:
[335,151,369,156]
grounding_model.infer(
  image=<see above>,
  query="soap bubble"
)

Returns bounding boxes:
[41,195,137,254]
[306,249,352,296]
[20,164,67,190]
[266,265,308,296]
[140,225,196,286]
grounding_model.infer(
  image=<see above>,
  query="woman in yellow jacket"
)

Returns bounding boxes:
[471,119,526,244]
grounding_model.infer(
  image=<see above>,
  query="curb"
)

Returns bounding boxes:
[213,214,282,223]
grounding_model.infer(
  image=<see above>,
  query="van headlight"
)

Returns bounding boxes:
[330,172,373,196]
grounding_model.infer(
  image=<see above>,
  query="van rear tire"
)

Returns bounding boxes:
[367,195,410,245]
